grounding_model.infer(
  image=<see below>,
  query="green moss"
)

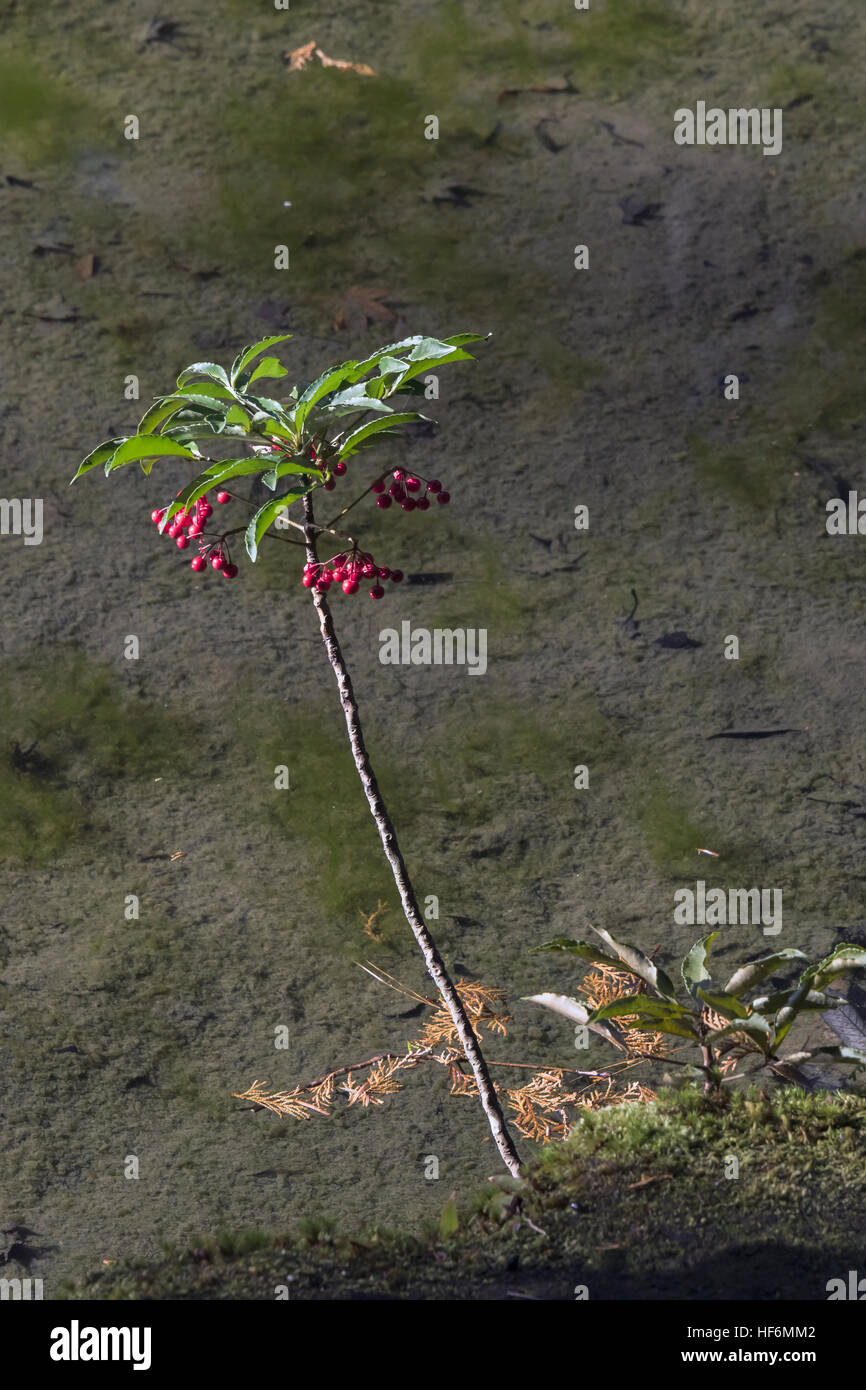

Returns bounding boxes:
[0,649,195,864]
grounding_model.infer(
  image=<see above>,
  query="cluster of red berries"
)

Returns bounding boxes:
[150,489,239,578]
[301,549,404,600]
[370,468,449,511]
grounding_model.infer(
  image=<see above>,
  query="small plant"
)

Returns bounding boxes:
[71,330,523,1176]
[526,925,866,1093]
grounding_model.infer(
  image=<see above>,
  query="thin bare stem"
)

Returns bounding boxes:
[301,491,523,1177]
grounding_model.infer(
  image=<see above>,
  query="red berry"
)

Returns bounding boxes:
[371,479,386,494]
[316,578,331,592]
[416,497,430,511]
[392,469,405,481]
[216,490,231,504]
[437,491,450,504]
[389,483,405,500]
[187,524,202,538]
[323,479,336,491]
[332,568,346,584]
[168,523,182,539]
[361,562,376,577]
[151,508,165,524]
[377,565,391,579]
[302,573,314,588]
[223,563,239,579]
[176,535,190,550]
[333,461,347,475]
[334,553,347,566]
[199,502,213,518]
[377,495,393,509]
[369,585,385,600]
[190,556,206,572]
[401,499,416,512]
[405,477,421,492]
[390,569,404,583]
[426,480,442,494]
[342,578,359,595]
[211,553,225,571]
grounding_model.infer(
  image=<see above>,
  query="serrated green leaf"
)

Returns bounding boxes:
[336,412,428,461]
[681,933,720,999]
[231,334,292,388]
[176,361,232,391]
[106,435,198,474]
[723,949,810,998]
[137,398,188,435]
[291,362,358,433]
[244,490,310,560]
[590,925,679,1003]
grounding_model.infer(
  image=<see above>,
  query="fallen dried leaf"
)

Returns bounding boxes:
[331,285,396,333]
[283,41,375,76]
[74,254,96,280]
[627,1172,673,1189]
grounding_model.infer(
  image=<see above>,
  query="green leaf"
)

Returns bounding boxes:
[70,437,127,483]
[752,987,837,1016]
[172,383,236,403]
[723,949,810,998]
[313,384,394,420]
[521,993,624,1048]
[106,435,198,474]
[778,1046,866,1070]
[588,995,692,1024]
[230,334,292,388]
[247,356,289,385]
[696,989,750,1019]
[705,1015,773,1054]
[590,925,679,1003]
[260,459,315,491]
[588,996,700,1042]
[176,361,232,391]
[530,938,626,972]
[291,362,358,432]
[244,489,311,560]
[439,1196,458,1238]
[159,458,284,531]
[388,337,474,391]
[137,398,187,435]
[681,933,720,1000]
[803,944,866,992]
[336,412,428,460]
[224,405,250,430]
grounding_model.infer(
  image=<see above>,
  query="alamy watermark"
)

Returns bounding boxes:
[674,103,782,157]
[674,879,782,936]
[0,498,43,545]
[379,622,487,675]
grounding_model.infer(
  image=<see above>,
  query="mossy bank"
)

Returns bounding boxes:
[59,1089,866,1300]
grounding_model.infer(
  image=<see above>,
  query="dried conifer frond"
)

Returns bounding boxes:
[504,1070,582,1142]
[415,980,510,1050]
[580,963,669,1059]
[231,1080,331,1120]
